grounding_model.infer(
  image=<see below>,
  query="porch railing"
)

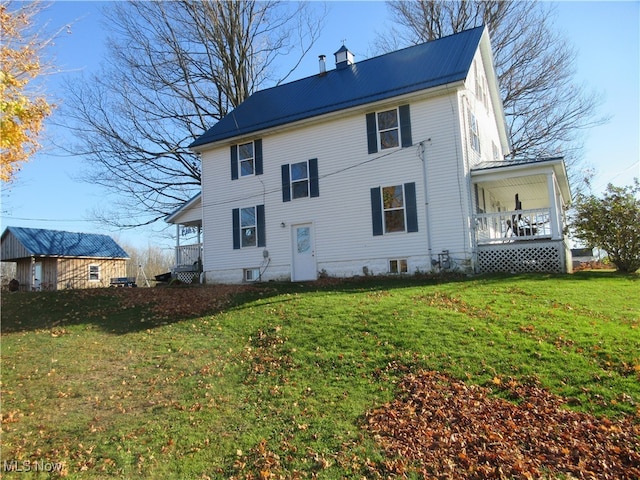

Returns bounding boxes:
[474,208,554,244]
[174,243,202,271]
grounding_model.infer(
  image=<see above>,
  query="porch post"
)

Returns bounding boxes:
[547,172,560,239]
[176,224,180,268]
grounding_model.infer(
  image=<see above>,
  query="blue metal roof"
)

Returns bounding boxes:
[2,227,129,259]
[190,26,484,148]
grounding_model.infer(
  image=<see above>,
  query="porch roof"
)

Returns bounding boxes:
[165,192,202,226]
[471,157,571,207]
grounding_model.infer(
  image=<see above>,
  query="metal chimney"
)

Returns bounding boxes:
[319,54,326,74]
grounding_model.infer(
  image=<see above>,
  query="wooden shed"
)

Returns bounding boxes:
[1,227,129,290]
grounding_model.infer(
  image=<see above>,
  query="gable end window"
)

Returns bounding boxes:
[366,105,412,154]
[281,158,319,202]
[231,139,263,180]
[370,182,418,236]
[232,205,266,249]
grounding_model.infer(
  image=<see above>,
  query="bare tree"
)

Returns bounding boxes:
[61,0,323,227]
[118,241,174,284]
[379,1,603,178]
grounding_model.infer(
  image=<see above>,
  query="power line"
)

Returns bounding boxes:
[0,215,90,222]
[197,142,417,211]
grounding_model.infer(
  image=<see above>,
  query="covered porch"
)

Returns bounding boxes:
[470,157,572,273]
[164,193,203,283]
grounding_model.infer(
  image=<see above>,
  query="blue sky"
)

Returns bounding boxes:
[1,1,638,251]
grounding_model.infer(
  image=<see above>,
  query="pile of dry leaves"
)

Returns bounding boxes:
[110,284,262,319]
[365,371,639,479]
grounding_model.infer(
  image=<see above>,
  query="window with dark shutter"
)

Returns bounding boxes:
[366,105,412,153]
[233,205,266,248]
[282,159,319,201]
[371,182,418,235]
[231,140,263,179]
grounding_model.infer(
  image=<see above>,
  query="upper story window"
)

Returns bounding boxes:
[238,142,254,176]
[370,182,419,236]
[377,109,400,150]
[291,161,309,199]
[469,111,480,154]
[366,105,412,154]
[281,158,319,202]
[231,139,263,180]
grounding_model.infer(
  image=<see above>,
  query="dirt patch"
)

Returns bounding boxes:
[109,284,263,319]
[365,371,640,479]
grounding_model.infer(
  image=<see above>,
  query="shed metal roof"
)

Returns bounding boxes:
[190,26,485,148]
[1,227,130,260]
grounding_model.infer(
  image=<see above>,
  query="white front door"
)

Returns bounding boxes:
[292,223,317,281]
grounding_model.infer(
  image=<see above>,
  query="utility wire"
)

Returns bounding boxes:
[197,141,422,211]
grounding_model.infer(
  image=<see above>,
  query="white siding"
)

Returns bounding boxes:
[201,92,462,282]
[199,48,507,283]
[1,230,31,261]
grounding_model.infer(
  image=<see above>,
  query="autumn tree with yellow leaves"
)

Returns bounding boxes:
[0,1,53,183]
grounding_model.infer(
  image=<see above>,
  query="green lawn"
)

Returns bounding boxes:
[1,272,638,478]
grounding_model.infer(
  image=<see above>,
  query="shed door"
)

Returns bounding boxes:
[34,262,42,291]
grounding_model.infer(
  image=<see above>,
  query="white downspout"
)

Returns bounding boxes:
[419,140,434,268]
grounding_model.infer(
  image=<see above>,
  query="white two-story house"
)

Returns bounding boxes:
[169,26,571,283]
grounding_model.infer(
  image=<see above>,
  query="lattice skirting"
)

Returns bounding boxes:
[477,241,567,274]
[175,271,200,284]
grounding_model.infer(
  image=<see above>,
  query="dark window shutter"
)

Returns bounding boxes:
[370,187,383,236]
[256,204,266,247]
[230,145,239,180]
[404,182,418,232]
[366,113,378,154]
[309,158,319,198]
[281,164,291,202]
[232,208,240,249]
[254,139,263,175]
[399,104,412,148]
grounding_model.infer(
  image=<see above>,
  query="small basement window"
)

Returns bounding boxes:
[244,268,260,282]
[389,259,408,274]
